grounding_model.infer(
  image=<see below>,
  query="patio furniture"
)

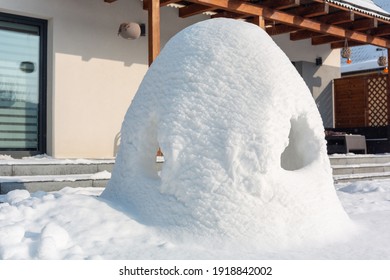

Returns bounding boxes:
[326,134,367,154]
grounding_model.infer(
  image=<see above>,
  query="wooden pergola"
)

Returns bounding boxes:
[106,0,390,65]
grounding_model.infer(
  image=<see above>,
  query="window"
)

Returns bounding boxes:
[0,13,47,157]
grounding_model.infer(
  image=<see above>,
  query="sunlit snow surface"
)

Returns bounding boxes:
[0,181,390,259]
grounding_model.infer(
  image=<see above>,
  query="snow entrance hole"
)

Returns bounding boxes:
[136,118,164,178]
[280,115,319,171]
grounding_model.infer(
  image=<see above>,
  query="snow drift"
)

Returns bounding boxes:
[101,18,355,249]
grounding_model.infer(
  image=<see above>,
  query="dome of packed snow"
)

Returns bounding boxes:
[102,18,355,249]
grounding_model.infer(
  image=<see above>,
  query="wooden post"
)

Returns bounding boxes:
[148,0,160,66]
[387,48,390,125]
[253,15,265,30]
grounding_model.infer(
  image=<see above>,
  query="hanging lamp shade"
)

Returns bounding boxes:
[341,47,351,59]
[341,39,352,62]
[378,55,387,67]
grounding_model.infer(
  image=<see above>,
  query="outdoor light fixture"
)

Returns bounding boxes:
[376,48,388,74]
[118,22,145,40]
[316,57,322,66]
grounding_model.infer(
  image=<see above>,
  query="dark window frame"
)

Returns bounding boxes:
[0,12,47,157]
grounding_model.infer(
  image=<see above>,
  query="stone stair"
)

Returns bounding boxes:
[2,155,390,194]
[330,154,390,183]
[0,159,115,194]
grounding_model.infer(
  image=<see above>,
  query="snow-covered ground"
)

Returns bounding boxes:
[0,178,389,259]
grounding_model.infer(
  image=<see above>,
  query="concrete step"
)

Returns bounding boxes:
[333,171,390,183]
[330,154,390,183]
[0,158,114,194]
[329,154,390,165]
[332,163,390,175]
[0,160,115,176]
[3,154,390,193]
[0,173,110,194]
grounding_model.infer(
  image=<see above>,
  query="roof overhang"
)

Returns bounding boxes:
[105,0,390,64]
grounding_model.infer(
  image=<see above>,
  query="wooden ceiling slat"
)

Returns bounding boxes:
[211,10,248,19]
[331,40,366,49]
[290,29,322,40]
[179,4,216,17]
[288,2,329,18]
[316,10,354,24]
[260,0,300,10]
[161,0,183,6]
[143,0,183,10]
[266,24,301,35]
[338,18,378,31]
[370,25,390,36]
[312,35,343,45]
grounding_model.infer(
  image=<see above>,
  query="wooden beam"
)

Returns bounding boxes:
[266,24,301,35]
[316,10,354,25]
[330,40,366,49]
[143,0,182,10]
[290,29,322,40]
[387,48,390,123]
[339,18,378,31]
[186,0,390,48]
[370,25,390,36]
[160,0,182,6]
[312,35,343,45]
[261,0,300,10]
[179,4,215,17]
[211,10,247,19]
[288,2,329,18]
[148,0,160,66]
[252,15,265,29]
[315,0,390,25]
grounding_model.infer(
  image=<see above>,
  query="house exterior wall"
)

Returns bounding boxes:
[0,0,207,158]
[0,0,341,158]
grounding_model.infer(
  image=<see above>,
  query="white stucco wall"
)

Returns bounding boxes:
[0,0,207,158]
[272,34,341,128]
[272,33,341,67]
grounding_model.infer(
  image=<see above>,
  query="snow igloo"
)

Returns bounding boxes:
[102,18,354,249]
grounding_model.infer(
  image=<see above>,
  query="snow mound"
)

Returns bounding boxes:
[38,223,70,259]
[0,225,25,246]
[339,182,385,193]
[102,18,355,249]
[5,190,31,204]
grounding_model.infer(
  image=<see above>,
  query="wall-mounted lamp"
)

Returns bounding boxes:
[118,22,145,40]
[316,57,322,66]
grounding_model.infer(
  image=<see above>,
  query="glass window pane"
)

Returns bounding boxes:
[0,21,40,150]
